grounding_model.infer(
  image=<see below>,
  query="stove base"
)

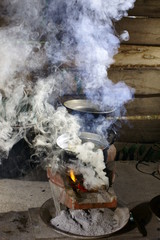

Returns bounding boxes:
[49,179,117,210]
[39,198,131,239]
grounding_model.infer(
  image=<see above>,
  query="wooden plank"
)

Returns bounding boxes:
[115,97,160,143]
[126,97,160,115]
[115,17,160,46]
[108,69,160,95]
[117,119,160,143]
[62,45,160,70]
[128,0,160,18]
[112,45,160,68]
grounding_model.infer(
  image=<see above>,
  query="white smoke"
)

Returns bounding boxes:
[75,142,109,189]
[56,134,108,189]
[0,1,135,185]
[43,0,135,109]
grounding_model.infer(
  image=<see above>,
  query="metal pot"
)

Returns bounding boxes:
[56,131,116,156]
[59,95,116,116]
[56,131,116,186]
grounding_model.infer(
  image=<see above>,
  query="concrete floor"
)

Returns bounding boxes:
[0,179,51,213]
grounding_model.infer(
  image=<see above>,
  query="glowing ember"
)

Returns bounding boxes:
[69,169,76,183]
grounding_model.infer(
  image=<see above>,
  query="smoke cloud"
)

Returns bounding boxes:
[44,0,135,109]
[0,0,135,186]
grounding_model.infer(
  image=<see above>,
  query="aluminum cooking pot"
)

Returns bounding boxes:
[59,95,116,116]
[57,130,116,186]
[57,130,116,156]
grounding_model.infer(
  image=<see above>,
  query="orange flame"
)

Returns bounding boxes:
[69,169,76,182]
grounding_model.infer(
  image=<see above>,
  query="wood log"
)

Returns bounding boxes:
[126,96,160,116]
[128,0,160,18]
[112,45,160,68]
[61,45,160,72]
[108,69,160,95]
[117,119,160,143]
[107,115,160,121]
[115,17,160,46]
[114,96,160,143]
[109,45,160,95]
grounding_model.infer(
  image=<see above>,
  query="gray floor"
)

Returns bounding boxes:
[0,179,51,213]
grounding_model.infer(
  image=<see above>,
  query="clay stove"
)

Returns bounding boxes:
[47,144,117,210]
[47,170,117,210]
[47,95,118,212]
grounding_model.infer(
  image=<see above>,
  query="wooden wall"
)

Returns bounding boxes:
[108,0,160,143]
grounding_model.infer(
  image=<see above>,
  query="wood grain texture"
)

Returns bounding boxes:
[112,45,160,68]
[116,96,160,143]
[128,0,160,17]
[108,69,160,95]
[126,97,160,115]
[115,17,160,46]
[117,119,160,143]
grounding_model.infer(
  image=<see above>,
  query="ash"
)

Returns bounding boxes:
[51,208,119,236]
